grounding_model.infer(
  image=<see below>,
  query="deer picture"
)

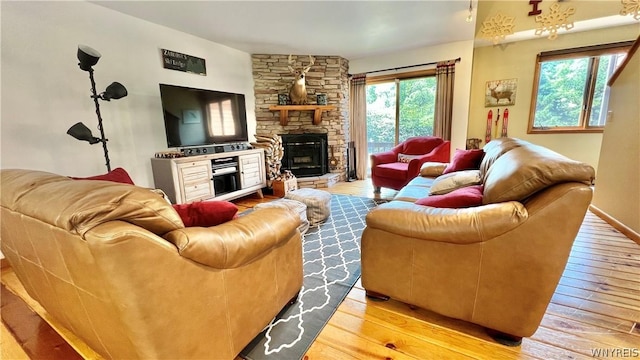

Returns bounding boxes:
[288,55,315,105]
[488,81,514,104]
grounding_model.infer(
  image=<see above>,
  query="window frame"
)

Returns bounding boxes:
[527,41,633,134]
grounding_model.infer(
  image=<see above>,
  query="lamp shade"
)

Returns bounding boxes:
[77,45,101,71]
[102,82,128,101]
[67,122,100,144]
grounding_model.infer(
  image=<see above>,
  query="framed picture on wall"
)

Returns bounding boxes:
[485,78,517,107]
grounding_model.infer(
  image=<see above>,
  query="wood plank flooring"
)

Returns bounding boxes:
[2,179,639,360]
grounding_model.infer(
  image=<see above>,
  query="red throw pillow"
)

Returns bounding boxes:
[71,167,135,185]
[443,149,484,174]
[415,185,484,208]
[172,201,239,227]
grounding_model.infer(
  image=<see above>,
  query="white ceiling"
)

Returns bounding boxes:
[92,0,477,60]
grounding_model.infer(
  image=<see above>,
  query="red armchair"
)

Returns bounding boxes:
[371,136,450,193]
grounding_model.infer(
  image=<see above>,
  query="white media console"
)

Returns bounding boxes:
[151,148,266,204]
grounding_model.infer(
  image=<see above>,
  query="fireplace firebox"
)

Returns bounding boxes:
[281,133,328,177]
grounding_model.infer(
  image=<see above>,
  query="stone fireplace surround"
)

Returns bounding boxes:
[281,133,328,177]
[251,54,350,181]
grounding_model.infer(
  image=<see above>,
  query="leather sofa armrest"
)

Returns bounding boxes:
[163,208,300,268]
[370,150,397,167]
[365,201,527,244]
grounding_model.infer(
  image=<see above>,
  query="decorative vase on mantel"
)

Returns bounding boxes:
[278,94,290,105]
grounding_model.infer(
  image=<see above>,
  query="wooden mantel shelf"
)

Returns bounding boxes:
[269,105,336,126]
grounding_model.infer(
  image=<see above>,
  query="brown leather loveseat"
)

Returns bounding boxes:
[0,169,303,359]
[361,138,595,345]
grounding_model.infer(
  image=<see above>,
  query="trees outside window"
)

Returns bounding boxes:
[528,42,631,133]
[366,71,437,158]
[366,82,396,153]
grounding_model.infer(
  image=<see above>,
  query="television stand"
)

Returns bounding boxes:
[150,148,266,204]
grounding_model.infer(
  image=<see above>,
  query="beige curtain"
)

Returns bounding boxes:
[349,73,368,180]
[433,60,456,140]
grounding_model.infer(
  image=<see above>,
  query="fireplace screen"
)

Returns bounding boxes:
[293,155,313,164]
[281,133,328,177]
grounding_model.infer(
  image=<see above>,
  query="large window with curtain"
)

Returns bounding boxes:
[349,59,456,180]
[365,69,437,157]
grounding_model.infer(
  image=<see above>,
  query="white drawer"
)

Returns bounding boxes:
[241,156,259,166]
[184,182,213,202]
[180,163,210,183]
[243,173,261,187]
[242,163,260,172]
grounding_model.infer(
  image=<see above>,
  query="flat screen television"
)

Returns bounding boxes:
[159,84,249,148]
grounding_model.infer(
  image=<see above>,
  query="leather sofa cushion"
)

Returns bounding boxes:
[1,169,184,236]
[479,138,524,182]
[483,144,595,204]
[394,177,435,202]
[365,200,527,244]
[407,176,435,188]
[394,185,431,203]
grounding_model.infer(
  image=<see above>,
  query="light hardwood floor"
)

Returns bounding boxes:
[2,180,639,360]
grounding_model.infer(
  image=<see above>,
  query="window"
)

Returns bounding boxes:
[528,41,632,133]
[366,70,437,156]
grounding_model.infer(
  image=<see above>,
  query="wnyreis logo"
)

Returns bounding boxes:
[590,348,640,358]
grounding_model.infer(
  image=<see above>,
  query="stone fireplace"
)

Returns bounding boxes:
[251,54,350,181]
[281,133,328,177]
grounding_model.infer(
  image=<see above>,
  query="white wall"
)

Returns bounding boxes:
[592,37,640,234]
[349,40,475,155]
[1,1,256,187]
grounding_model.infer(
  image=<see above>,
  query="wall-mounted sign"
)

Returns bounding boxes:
[161,49,206,75]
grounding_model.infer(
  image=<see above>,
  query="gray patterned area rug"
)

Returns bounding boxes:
[240,194,386,360]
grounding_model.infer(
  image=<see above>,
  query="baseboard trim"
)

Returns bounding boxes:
[589,205,640,245]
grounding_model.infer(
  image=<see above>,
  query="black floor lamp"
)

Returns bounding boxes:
[67,45,127,172]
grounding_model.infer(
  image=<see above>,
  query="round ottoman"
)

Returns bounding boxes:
[284,188,332,226]
[254,199,310,235]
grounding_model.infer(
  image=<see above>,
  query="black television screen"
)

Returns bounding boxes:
[159,84,249,148]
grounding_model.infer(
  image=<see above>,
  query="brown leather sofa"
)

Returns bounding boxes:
[0,169,303,359]
[361,138,595,345]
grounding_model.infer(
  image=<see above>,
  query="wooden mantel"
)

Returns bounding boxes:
[269,105,336,126]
